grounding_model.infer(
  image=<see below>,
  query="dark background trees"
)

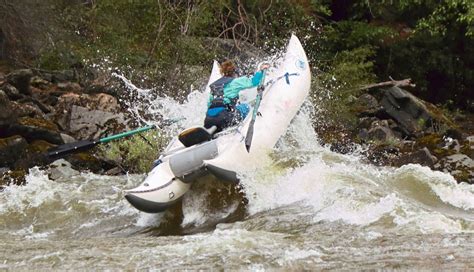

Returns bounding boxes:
[1,0,472,111]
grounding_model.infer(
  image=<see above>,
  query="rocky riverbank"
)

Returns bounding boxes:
[317,85,474,184]
[0,67,131,186]
[1,66,473,186]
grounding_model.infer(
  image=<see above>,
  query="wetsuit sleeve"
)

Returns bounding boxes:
[222,70,265,104]
[227,70,264,91]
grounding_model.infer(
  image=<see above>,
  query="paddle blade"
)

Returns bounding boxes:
[244,119,256,152]
[47,140,98,160]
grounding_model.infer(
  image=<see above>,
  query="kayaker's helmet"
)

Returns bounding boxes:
[220,60,236,77]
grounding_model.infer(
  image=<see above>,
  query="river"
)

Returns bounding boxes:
[1,76,474,270]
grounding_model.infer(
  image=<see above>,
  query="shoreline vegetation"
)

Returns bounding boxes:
[0,1,473,185]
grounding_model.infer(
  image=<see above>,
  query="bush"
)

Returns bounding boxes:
[98,130,170,173]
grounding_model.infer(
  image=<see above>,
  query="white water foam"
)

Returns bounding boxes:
[0,167,67,213]
[113,56,474,234]
[392,164,474,211]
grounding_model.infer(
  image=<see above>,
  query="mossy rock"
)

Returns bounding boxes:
[12,140,55,169]
[66,151,114,173]
[26,140,55,154]
[0,169,27,187]
[460,144,474,159]
[8,117,63,145]
[415,134,442,150]
[452,169,472,184]
[0,135,28,168]
[18,117,59,132]
[424,103,457,129]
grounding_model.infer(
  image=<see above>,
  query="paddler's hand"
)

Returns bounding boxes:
[260,63,270,70]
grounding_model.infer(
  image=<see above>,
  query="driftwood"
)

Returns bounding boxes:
[360,77,416,91]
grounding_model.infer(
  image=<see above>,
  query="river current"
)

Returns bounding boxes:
[1,74,474,270]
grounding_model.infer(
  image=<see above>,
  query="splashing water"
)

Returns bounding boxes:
[2,59,474,270]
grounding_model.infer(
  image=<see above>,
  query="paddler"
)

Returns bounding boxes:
[204,60,269,132]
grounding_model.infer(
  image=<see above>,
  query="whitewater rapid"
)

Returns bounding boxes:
[1,73,474,270]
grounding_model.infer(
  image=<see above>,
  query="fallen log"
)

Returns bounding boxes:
[359,77,416,91]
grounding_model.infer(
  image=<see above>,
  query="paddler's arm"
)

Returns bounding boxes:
[225,69,266,93]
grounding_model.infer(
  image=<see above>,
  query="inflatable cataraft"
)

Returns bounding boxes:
[124,35,311,213]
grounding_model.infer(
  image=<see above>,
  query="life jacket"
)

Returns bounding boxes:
[208,76,236,109]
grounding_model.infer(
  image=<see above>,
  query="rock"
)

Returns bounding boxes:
[51,70,75,82]
[380,87,439,137]
[358,128,369,141]
[53,92,126,138]
[19,96,52,114]
[0,167,8,175]
[85,73,111,94]
[393,147,437,168]
[0,135,28,168]
[60,133,76,144]
[330,142,356,154]
[366,144,400,166]
[443,128,463,141]
[30,76,51,89]
[370,119,390,129]
[435,154,474,169]
[65,152,114,173]
[95,93,120,112]
[57,82,82,93]
[434,154,474,183]
[104,167,123,175]
[358,117,379,130]
[69,105,126,139]
[1,83,22,100]
[354,93,381,116]
[443,138,461,153]
[7,117,63,145]
[13,140,56,170]
[48,159,79,180]
[368,126,396,142]
[6,69,33,95]
[0,169,27,187]
[0,90,17,126]
[10,101,45,118]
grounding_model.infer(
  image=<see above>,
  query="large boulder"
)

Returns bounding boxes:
[53,92,127,139]
[69,105,126,139]
[380,87,451,137]
[6,69,33,95]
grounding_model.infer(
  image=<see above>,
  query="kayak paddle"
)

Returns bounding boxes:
[47,125,157,160]
[245,70,266,152]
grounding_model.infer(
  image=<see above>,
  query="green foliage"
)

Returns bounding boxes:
[25,0,473,120]
[416,0,474,37]
[320,46,377,91]
[313,46,377,126]
[98,130,169,173]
